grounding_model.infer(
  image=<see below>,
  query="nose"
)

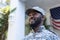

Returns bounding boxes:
[30,15,34,19]
[30,15,33,18]
[30,17,34,19]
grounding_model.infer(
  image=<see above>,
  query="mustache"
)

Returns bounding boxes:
[29,17,36,21]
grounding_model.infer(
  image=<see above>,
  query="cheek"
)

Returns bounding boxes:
[34,15,41,19]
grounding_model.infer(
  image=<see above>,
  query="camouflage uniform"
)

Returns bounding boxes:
[24,25,60,40]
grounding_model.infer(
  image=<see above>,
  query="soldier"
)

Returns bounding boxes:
[24,6,60,40]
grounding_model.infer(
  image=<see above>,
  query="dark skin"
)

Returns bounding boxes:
[27,11,45,32]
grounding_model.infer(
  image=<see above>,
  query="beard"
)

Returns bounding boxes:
[29,17,42,30]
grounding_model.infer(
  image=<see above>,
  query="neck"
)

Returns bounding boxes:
[33,21,44,33]
[34,23,43,33]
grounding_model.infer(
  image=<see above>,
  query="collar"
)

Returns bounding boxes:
[37,25,46,32]
[32,25,46,33]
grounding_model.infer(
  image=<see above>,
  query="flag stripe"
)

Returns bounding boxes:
[52,19,60,23]
[52,22,60,27]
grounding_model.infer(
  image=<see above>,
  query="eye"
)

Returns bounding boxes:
[28,13,33,16]
[29,15,31,16]
[33,13,36,15]
[33,13,38,16]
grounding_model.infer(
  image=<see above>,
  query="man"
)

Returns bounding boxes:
[24,6,60,40]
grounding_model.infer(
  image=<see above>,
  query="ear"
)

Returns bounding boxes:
[42,16,45,21]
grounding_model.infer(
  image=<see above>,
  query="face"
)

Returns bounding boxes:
[28,12,43,30]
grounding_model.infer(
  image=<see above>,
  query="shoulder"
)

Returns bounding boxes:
[42,30,52,34]
[43,30,60,40]
[42,29,56,37]
[23,32,33,40]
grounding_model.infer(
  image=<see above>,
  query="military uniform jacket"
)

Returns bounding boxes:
[23,25,60,40]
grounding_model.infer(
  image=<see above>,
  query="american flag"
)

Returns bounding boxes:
[50,7,60,30]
